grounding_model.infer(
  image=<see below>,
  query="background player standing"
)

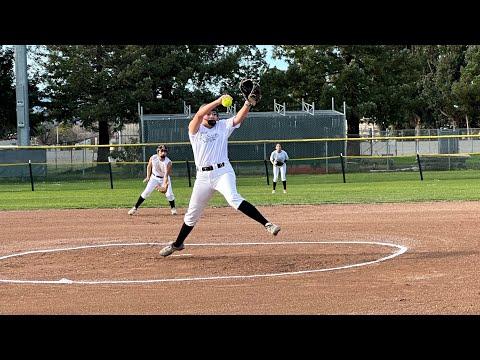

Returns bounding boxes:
[128,144,177,215]
[270,143,289,194]
[159,90,281,257]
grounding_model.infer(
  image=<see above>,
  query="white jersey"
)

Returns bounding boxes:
[189,117,239,168]
[270,150,289,163]
[150,154,171,177]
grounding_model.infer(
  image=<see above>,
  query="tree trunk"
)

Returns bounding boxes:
[97,119,110,163]
[347,112,360,155]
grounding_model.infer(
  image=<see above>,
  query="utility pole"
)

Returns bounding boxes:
[15,45,30,145]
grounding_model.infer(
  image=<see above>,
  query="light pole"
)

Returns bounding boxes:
[15,45,30,145]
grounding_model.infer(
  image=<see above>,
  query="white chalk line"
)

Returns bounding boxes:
[0,241,407,285]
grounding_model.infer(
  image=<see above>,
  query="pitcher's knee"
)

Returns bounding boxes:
[184,211,200,227]
[140,191,151,199]
[227,195,245,209]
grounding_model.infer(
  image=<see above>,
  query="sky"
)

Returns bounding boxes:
[258,45,289,70]
[4,44,289,73]
[4,45,289,94]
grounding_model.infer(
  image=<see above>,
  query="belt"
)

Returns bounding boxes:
[198,162,225,172]
[153,174,163,178]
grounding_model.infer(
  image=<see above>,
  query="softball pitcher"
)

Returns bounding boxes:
[159,92,281,257]
[270,143,289,193]
[128,144,177,216]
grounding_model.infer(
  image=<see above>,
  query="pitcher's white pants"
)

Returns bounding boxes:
[272,164,287,182]
[184,163,244,226]
[141,175,175,201]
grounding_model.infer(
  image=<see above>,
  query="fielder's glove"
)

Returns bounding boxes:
[155,183,168,193]
[275,161,284,167]
[240,78,261,106]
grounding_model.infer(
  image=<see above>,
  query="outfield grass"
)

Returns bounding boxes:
[2,171,480,210]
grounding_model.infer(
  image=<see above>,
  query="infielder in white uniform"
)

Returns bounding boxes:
[159,95,281,257]
[270,143,289,194]
[128,144,177,215]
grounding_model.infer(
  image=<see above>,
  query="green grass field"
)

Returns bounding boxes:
[2,171,480,210]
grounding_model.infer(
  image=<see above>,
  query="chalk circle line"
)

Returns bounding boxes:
[0,241,407,285]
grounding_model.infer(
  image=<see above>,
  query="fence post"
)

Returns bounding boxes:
[186,160,192,187]
[264,159,270,186]
[386,140,390,171]
[83,140,86,177]
[370,127,373,156]
[340,153,346,183]
[416,152,423,181]
[108,161,114,189]
[28,160,34,191]
[325,141,328,174]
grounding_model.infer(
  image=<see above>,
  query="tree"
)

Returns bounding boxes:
[267,45,339,110]
[132,45,267,113]
[0,46,16,138]
[452,45,480,128]
[256,65,304,111]
[0,45,45,140]
[41,45,267,162]
[272,45,422,154]
[415,45,468,128]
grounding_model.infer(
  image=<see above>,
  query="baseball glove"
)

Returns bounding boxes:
[156,183,168,193]
[240,78,261,106]
[275,161,284,167]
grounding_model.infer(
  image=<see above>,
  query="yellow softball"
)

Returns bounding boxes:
[221,95,233,107]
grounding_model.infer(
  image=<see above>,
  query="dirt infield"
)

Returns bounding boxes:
[0,202,479,314]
